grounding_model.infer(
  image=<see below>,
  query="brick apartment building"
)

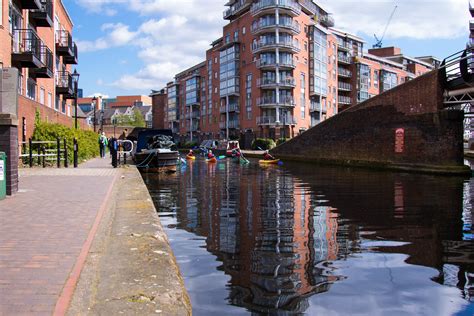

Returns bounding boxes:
[0,0,80,144]
[153,0,439,144]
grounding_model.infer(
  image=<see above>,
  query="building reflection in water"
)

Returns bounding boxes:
[143,160,474,314]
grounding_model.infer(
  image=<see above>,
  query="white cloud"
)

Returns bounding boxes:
[319,0,469,40]
[76,0,470,93]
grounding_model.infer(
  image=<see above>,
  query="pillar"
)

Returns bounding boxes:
[0,114,19,195]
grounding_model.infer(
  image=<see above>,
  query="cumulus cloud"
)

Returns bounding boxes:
[319,0,469,40]
[75,0,470,93]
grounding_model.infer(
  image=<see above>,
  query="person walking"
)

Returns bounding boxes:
[98,132,108,159]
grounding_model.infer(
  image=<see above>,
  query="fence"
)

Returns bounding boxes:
[20,138,79,168]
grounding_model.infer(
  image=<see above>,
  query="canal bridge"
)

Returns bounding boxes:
[272,47,474,175]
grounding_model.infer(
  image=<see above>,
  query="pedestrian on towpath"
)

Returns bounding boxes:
[98,132,108,159]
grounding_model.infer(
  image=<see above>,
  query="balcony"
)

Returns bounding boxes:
[257,115,296,126]
[30,44,53,78]
[252,38,300,53]
[190,125,200,132]
[338,54,352,65]
[11,29,44,69]
[257,96,295,108]
[224,0,251,20]
[220,120,240,129]
[56,30,75,58]
[256,58,296,70]
[337,67,352,78]
[185,111,200,119]
[337,42,351,52]
[19,0,41,10]
[30,0,53,27]
[251,0,301,17]
[220,103,240,113]
[257,77,296,89]
[56,71,74,98]
[338,82,352,92]
[251,19,300,35]
[338,95,352,105]
[63,42,78,64]
[309,103,327,113]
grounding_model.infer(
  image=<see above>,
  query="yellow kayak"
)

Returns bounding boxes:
[206,157,217,163]
[186,155,196,160]
[259,159,280,165]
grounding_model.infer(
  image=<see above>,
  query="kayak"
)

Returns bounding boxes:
[186,155,196,160]
[206,157,217,163]
[259,159,280,165]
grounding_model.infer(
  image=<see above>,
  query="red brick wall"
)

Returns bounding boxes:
[368,47,402,58]
[272,70,467,172]
[151,93,166,129]
[18,96,89,143]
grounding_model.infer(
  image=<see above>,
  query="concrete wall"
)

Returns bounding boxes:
[272,70,469,174]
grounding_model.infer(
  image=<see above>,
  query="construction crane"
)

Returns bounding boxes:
[373,5,398,49]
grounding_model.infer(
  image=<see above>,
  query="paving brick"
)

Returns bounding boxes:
[0,158,117,314]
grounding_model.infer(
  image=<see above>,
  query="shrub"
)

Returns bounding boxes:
[32,120,99,164]
[251,138,276,150]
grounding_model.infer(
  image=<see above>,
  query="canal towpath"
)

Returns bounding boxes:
[0,158,191,315]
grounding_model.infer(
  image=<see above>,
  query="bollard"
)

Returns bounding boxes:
[29,138,33,168]
[64,139,68,168]
[57,138,60,168]
[111,138,118,168]
[42,147,46,168]
[124,152,127,165]
[73,138,78,168]
[37,144,41,166]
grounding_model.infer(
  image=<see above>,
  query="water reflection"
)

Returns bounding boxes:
[143,160,474,315]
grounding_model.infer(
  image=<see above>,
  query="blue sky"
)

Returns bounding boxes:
[65,0,471,98]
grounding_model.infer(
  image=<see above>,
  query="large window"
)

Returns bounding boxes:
[357,64,371,103]
[220,45,240,97]
[246,74,252,119]
[300,73,306,119]
[312,28,327,96]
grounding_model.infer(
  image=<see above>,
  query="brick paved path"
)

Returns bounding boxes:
[0,158,118,315]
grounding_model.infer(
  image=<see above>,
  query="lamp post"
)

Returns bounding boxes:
[92,96,97,132]
[100,109,104,132]
[71,69,80,129]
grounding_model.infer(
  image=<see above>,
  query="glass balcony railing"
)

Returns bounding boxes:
[257,96,295,107]
[251,19,300,34]
[252,38,300,53]
[338,82,352,91]
[256,58,296,69]
[257,115,296,126]
[257,77,296,88]
[251,0,301,16]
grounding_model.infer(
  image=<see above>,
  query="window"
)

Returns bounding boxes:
[47,93,52,108]
[242,26,246,34]
[234,30,239,41]
[9,2,22,34]
[246,74,252,119]
[40,88,45,105]
[26,78,36,101]
[300,73,305,119]
[0,0,2,26]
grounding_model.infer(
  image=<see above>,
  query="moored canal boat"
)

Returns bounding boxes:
[134,130,179,173]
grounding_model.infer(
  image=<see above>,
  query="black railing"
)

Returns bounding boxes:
[12,29,42,60]
[56,70,73,92]
[40,44,53,72]
[441,47,474,88]
[30,0,53,24]
[56,30,73,52]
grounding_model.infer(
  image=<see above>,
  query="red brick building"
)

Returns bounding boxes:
[0,0,81,144]
[152,0,437,144]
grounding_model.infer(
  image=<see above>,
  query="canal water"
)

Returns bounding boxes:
[142,159,474,315]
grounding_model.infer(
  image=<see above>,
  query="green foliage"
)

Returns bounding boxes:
[251,138,276,150]
[32,120,99,164]
[277,138,290,146]
[114,109,146,127]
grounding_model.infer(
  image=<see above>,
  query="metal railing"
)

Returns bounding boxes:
[338,54,352,64]
[257,77,296,88]
[55,70,73,90]
[223,0,249,18]
[39,44,53,71]
[251,0,301,16]
[220,103,240,113]
[12,29,43,60]
[440,47,474,88]
[20,138,79,168]
[338,67,352,78]
[251,19,300,34]
[56,30,72,49]
[338,95,352,104]
[338,82,352,91]
[252,37,300,52]
[257,115,296,125]
[257,96,295,107]
[256,58,296,68]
